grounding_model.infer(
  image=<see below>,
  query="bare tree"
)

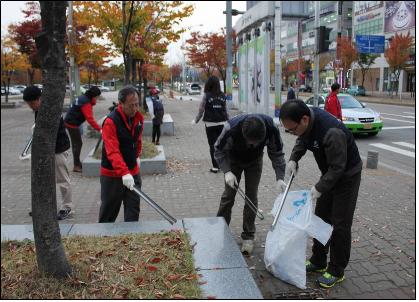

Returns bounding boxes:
[32,1,71,278]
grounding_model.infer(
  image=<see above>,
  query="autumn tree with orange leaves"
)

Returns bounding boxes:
[384,32,414,96]
[336,36,358,87]
[185,29,237,92]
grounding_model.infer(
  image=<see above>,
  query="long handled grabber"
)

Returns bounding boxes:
[93,135,102,154]
[271,172,295,231]
[19,135,33,160]
[132,185,177,225]
[235,184,265,220]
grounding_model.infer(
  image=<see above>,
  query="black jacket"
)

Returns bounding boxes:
[289,107,362,193]
[64,95,91,126]
[34,111,70,154]
[214,113,286,180]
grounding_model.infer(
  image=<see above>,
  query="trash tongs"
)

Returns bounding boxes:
[235,184,264,220]
[132,185,177,225]
[271,172,295,231]
[19,135,33,160]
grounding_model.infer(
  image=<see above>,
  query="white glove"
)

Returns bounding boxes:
[191,119,197,125]
[31,124,35,134]
[276,179,287,193]
[310,186,321,202]
[122,174,135,190]
[285,160,298,179]
[19,153,31,161]
[224,171,238,189]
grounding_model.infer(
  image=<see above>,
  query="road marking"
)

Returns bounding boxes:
[382,126,415,130]
[393,142,415,149]
[359,154,414,178]
[403,112,415,115]
[381,113,415,119]
[369,143,415,158]
[381,117,415,124]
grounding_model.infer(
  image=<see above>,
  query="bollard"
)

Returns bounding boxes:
[366,150,379,169]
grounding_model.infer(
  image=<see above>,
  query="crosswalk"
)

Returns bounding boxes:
[369,141,415,158]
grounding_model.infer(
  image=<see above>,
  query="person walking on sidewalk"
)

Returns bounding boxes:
[64,86,102,172]
[151,88,164,145]
[192,76,229,173]
[214,114,287,254]
[324,82,342,121]
[279,99,362,288]
[22,86,74,220]
[99,85,144,223]
[287,81,297,101]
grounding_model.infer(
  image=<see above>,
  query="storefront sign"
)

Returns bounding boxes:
[384,1,415,33]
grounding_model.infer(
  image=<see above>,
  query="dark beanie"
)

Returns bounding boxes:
[23,86,42,102]
[85,86,101,99]
[242,115,266,142]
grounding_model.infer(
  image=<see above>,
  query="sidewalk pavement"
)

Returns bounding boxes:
[1,90,415,299]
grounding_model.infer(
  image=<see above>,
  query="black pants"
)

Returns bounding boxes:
[99,174,142,222]
[152,124,161,142]
[310,171,361,277]
[67,127,83,167]
[205,125,224,169]
[216,157,263,240]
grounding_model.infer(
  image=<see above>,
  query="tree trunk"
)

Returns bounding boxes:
[28,68,35,85]
[33,1,71,279]
[131,59,137,84]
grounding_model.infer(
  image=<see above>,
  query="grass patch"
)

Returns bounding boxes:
[93,140,159,160]
[1,231,202,299]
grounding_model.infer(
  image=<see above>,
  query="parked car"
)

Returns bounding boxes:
[1,88,6,95]
[304,93,383,136]
[97,85,110,92]
[347,85,366,96]
[298,85,312,93]
[33,84,43,91]
[6,87,21,95]
[13,85,26,93]
[186,83,201,95]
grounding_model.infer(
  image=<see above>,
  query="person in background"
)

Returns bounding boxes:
[64,86,102,172]
[287,81,296,101]
[324,82,342,121]
[22,86,74,220]
[192,76,229,173]
[99,85,144,223]
[280,99,362,288]
[151,88,164,145]
[214,114,287,254]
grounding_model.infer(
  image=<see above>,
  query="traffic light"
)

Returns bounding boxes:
[317,26,333,54]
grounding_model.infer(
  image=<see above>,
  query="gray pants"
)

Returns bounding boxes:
[217,157,263,240]
[99,174,142,223]
[55,151,73,210]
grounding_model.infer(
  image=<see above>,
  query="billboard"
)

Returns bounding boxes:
[384,1,415,33]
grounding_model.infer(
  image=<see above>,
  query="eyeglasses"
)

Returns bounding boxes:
[284,123,299,134]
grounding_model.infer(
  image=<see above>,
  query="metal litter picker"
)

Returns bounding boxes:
[271,172,295,230]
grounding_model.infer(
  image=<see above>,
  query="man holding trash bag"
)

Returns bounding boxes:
[99,85,144,223]
[279,99,362,288]
[214,114,287,255]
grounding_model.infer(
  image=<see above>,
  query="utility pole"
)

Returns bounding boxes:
[182,33,186,94]
[274,1,283,116]
[313,1,320,107]
[67,1,75,102]
[226,1,233,107]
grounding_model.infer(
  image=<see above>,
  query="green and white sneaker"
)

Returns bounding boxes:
[306,260,327,273]
[317,272,345,288]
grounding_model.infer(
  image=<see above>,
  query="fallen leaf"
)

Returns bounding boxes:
[167,274,182,281]
[150,257,161,263]
[207,296,216,299]
[135,277,144,285]
[173,294,185,299]
[198,281,207,285]
[146,265,158,271]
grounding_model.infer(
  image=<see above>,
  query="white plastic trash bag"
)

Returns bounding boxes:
[145,96,155,119]
[264,190,333,289]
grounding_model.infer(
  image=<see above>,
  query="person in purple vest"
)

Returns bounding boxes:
[280,99,362,288]
[64,86,102,172]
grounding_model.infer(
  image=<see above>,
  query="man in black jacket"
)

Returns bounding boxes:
[280,99,362,288]
[22,86,74,220]
[214,114,287,255]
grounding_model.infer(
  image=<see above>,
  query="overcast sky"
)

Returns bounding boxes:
[1,1,246,66]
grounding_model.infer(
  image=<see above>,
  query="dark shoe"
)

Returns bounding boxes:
[306,260,327,273]
[152,140,155,143]
[210,167,219,173]
[28,211,32,216]
[57,208,72,220]
[73,166,82,173]
[317,272,345,288]
[155,141,160,145]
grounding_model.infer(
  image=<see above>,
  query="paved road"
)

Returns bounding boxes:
[1,90,415,299]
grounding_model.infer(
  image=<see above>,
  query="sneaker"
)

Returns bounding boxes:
[317,272,345,288]
[57,208,72,220]
[73,165,82,173]
[155,141,160,145]
[306,260,327,273]
[210,167,219,173]
[241,240,254,255]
